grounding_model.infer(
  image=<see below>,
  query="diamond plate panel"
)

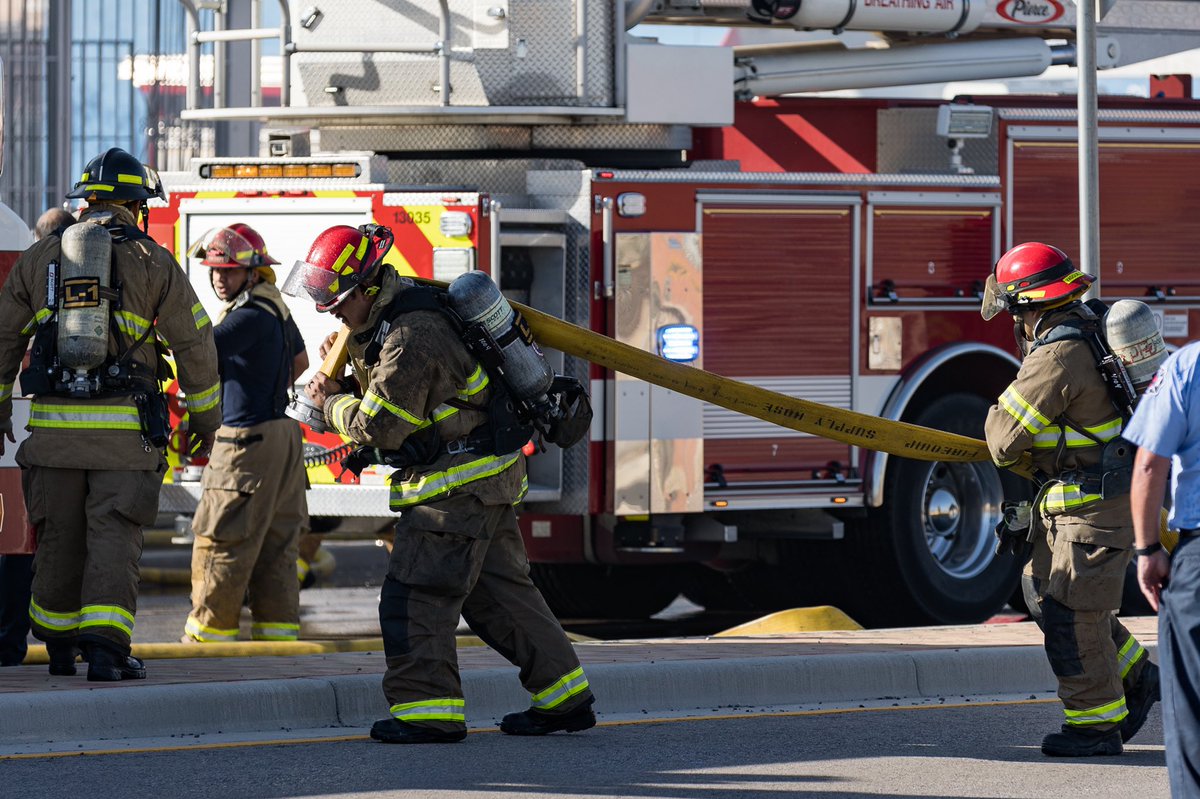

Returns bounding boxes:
[531,124,690,150]
[876,108,998,176]
[319,126,533,152]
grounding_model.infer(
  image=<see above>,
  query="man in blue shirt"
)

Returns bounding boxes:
[1126,341,1200,797]
[182,224,310,643]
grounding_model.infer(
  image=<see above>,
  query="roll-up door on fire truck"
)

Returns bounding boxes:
[697,194,859,499]
[1007,130,1200,316]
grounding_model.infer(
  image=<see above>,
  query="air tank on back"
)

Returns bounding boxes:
[57,221,112,371]
[1105,299,1168,394]
[448,270,554,402]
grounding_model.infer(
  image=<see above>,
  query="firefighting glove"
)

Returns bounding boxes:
[994,500,1034,559]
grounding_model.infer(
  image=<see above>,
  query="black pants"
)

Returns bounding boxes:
[0,554,33,666]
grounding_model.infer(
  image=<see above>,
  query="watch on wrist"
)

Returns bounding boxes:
[1135,542,1163,557]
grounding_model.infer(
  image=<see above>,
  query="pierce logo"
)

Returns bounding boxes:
[996,0,1064,23]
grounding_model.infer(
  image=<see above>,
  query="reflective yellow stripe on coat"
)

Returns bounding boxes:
[30,403,141,431]
[389,452,521,510]
[1032,417,1123,449]
[998,386,1051,435]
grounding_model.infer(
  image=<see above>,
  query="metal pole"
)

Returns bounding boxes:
[251,0,262,107]
[214,4,225,109]
[1078,0,1101,297]
[438,0,451,105]
[276,0,292,107]
[179,1,202,111]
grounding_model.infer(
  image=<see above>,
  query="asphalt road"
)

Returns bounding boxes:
[0,698,1166,798]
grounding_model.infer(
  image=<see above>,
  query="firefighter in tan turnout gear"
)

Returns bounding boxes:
[285,223,595,744]
[182,224,309,644]
[983,242,1159,757]
[0,147,221,680]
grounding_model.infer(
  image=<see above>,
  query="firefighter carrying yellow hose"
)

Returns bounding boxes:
[983,242,1162,757]
[0,148,221,680]
[284,224,595,744]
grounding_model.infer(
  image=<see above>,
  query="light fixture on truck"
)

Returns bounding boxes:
[657,325,700,363]
[201,162,362,180]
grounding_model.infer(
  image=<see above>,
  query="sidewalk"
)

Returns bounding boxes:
[0,616,1159,749]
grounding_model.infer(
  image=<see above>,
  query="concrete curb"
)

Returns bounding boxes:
[0,645,1064,745]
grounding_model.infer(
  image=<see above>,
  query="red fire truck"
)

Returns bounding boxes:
[148,1,1200,626]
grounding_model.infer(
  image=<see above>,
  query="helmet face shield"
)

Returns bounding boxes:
[281,259,356,312]
[980,274,1010,321]
[189,227,258,268]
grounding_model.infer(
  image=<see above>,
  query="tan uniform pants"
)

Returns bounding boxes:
[187,419,307,641]
[24,464,163,655]
[380,494,592,733]
[1026,518,1148,730]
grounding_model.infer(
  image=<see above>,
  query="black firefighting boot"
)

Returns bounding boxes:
[46,641,80,676]
[1041,725,1123,757]
[86,644,146,682]
[369,718,466,744]
[1121,660,1161,743]
[499,696,596,736]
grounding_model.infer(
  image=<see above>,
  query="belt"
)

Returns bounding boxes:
[1179,528,1200,539]
[215,434,264,447]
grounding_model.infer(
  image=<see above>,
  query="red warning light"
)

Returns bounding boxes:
[522,440,536,456]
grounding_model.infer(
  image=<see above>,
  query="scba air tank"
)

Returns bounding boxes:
[57,221,112,371]
[1105,299,1168,393]
[448,270,554,402]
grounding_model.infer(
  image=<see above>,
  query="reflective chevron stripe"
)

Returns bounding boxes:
[251,622,300,641]
[389,452,520,510]
[1032,417,1123,449]
[79,604,135,637]
[30,402,141,430]
[531,666,590,710]
[184,616,239,642]
[1064,696,1128,725]
[999,385,1051,435]
[29,599,80,633]
[390,698,466,723]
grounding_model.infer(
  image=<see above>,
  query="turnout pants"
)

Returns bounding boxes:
[187,419,307,642]
[24,465,163,655]
[1025,521,1148,731]
[380,494,592,733]
[1160,535,1200,797]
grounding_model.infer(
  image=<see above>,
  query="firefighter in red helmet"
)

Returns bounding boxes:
[181,224,310,644]
[282,224,596,744]
[983,242,1159,756]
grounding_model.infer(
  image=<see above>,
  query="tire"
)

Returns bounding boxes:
[834,393,1027,627]
[529,563,684,620]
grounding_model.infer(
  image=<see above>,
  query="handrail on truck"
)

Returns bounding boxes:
[175,0,452,111]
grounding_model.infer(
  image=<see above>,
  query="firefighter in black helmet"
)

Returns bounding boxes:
[0,147,220,680]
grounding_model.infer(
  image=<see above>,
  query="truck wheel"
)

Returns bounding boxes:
[529,563,683,619]
[839,393,1026,627]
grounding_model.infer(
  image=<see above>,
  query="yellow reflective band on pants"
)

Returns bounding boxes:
[30,403,141,431]
[252,621,300,641]
[530,666,590,710]
[389,452,521,510]
[1041,483,1103,514]
[188,383,221,414]
[390,698,466,723]
[184,615,239,642]
[1032,417,1123,449]
[79,604,135,637]
[1117,635,1146,679]
[1064,696,1128,726]
[999,386,1051,435]
[29,598,80,633]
